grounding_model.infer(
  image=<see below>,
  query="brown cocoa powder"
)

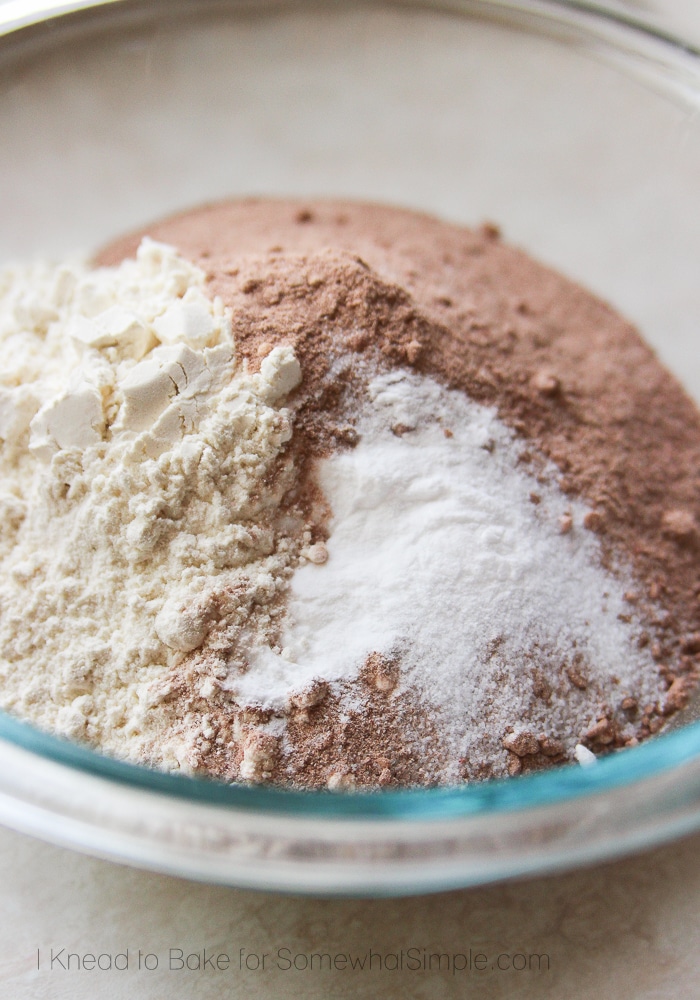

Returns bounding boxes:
[97,198,700,787]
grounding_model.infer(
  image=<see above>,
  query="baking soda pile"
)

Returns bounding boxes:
[0,232,685,786]
[233,369,662,778]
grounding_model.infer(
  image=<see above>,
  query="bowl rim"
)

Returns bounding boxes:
[1,0,699,56]
[3,710,700,820]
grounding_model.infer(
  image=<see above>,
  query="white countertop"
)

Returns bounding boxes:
[2,823,700,999]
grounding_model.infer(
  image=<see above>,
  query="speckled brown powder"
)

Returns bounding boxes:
[97,199,700,786]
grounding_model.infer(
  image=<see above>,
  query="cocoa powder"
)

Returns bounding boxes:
[96,199,700,786]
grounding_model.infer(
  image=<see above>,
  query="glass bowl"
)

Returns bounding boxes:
[1,0,700,896]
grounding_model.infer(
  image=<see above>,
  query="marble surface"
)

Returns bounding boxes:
[1,822,699,999]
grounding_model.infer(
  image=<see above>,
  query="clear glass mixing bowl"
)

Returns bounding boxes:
[1,0,699,895]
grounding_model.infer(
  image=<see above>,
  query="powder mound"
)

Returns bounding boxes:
[0,241,307,768]
[1,198,699,789]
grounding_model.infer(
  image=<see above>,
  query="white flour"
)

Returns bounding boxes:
[0,242,303,767]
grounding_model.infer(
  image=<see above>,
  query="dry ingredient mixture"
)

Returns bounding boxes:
[1,199,699,788]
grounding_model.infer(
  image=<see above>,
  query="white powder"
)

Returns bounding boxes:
[575,744,598,767]
[230,370,661,776]
[0,242,302,769]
